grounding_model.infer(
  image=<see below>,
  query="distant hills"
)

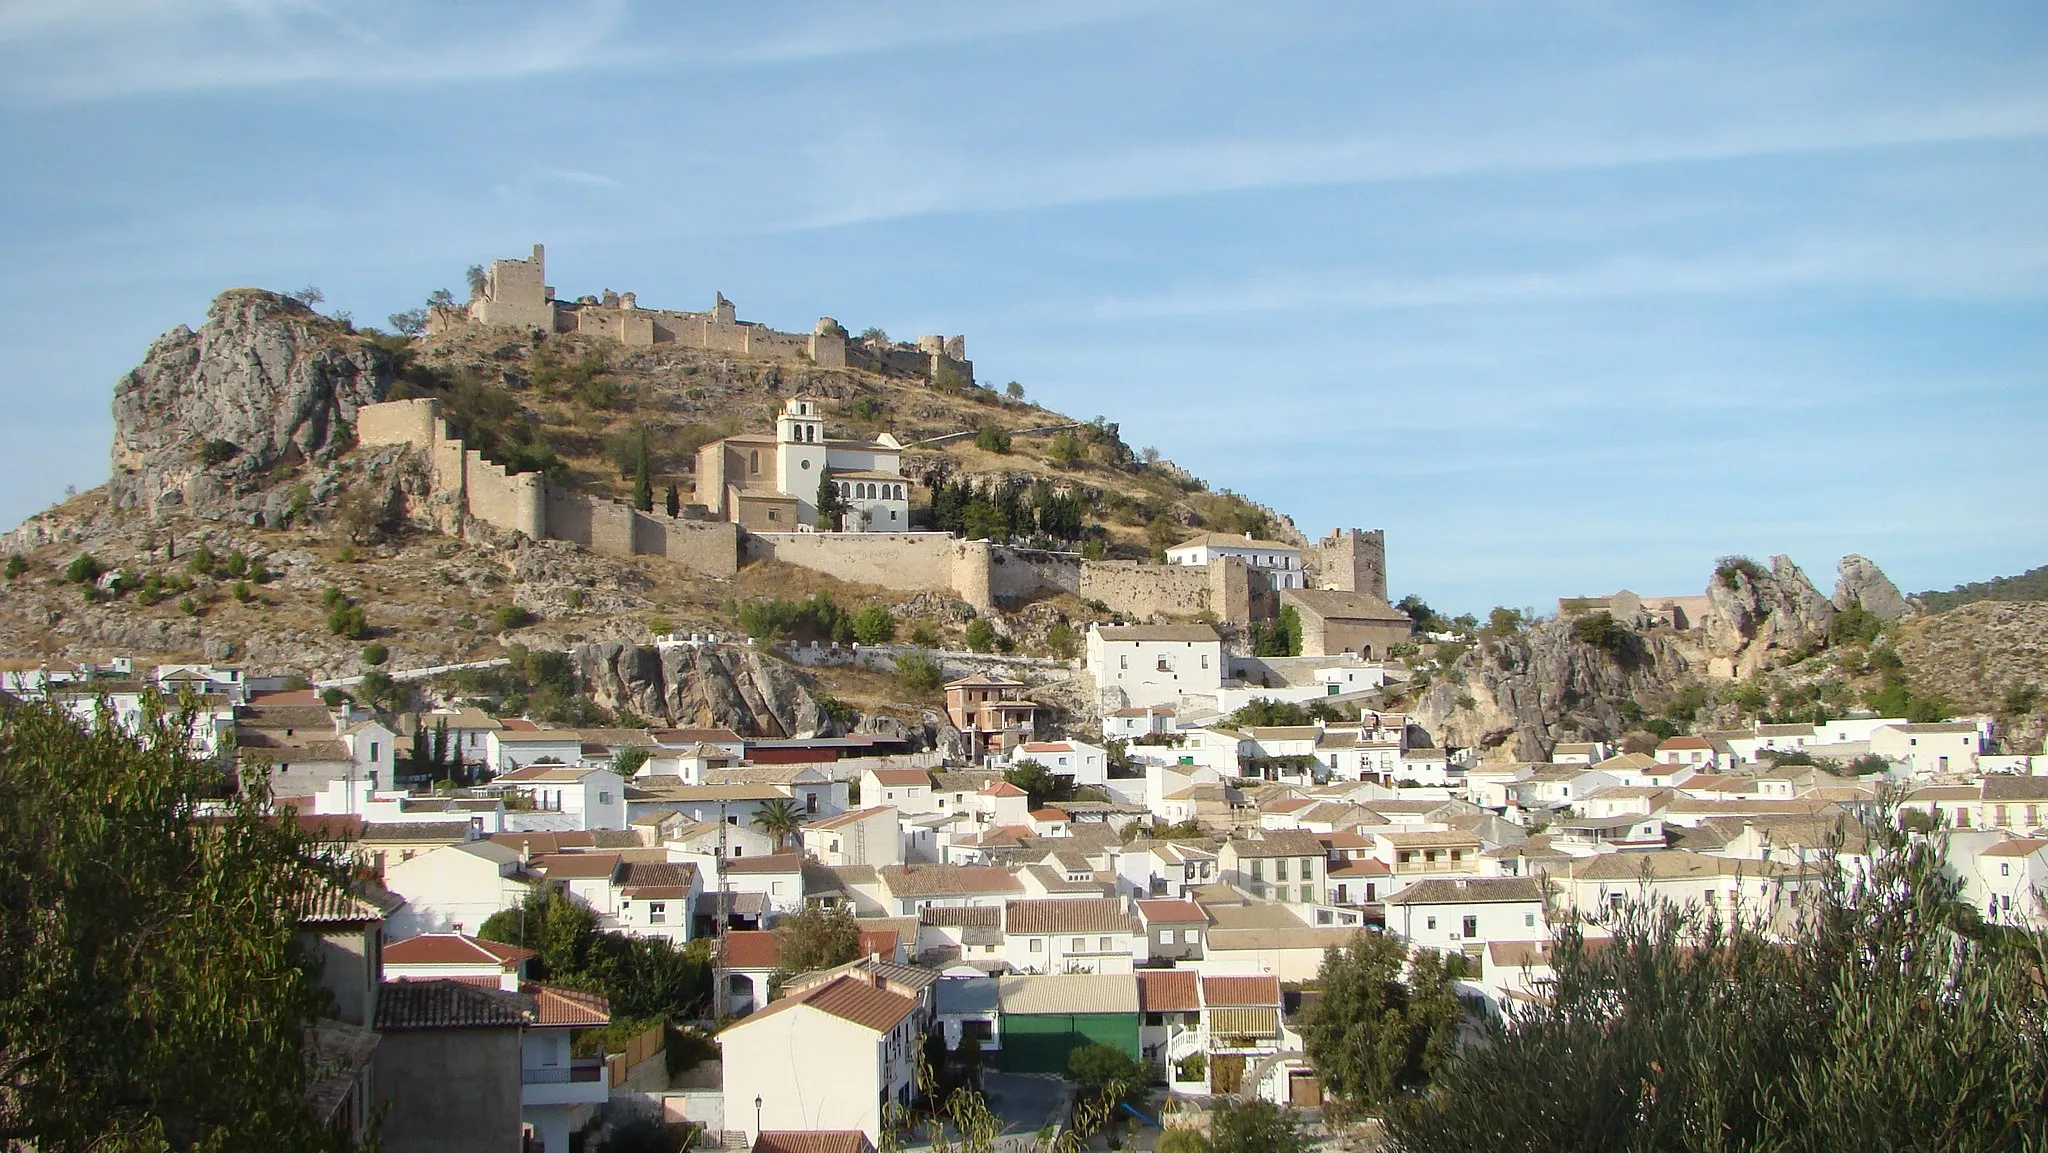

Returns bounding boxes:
[1916,564,2048,614]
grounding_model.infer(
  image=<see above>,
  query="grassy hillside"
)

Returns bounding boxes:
[380,325,1289,559]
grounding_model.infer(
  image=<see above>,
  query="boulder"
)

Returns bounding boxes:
[1833,554,1914,622]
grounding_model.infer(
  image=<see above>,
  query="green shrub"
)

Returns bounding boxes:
[563,589,585,610]
[974,425,1012,453]
[231,581,253,603]
[1047,429,1084,468]
[327,603,368,639]
[178,596,200,617]
[194,438,239,466]
[1571,611,1633,655]
[321,587,347,610]
[850,605,895,645]
[494,605,534,631]
[64,554,102,584]
[1715,555,1768,589]
[362,643,389,666]
[910,620,941,647]
[1046,621,1079,660]
[185,547,215,577]
[895,651,944,692]
[648,615,672,636]
[964,618,997,653]
[3,556,24,580]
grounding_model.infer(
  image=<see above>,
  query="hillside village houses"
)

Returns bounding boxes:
[1165,532,1307,589]
[15,643,2046,1145]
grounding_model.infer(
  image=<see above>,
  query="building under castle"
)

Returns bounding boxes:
[429,244,974,385]
[696,397,911,532]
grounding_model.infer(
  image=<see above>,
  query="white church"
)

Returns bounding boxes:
[694,397,911,532]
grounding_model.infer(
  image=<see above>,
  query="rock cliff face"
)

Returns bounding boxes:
[1703,555,1837,677]
[109,290,393,516]
[1410,617,1698,761]
[570,642,830,737]
[1833,554,1914,622]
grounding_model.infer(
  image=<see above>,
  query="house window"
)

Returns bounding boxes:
[369,741,379,761]
[1525,912,1536,927]
[599,791,611,804]
[1071,937,1084,953]
[1250,860,1263,881]
[1098,936,1111,951]
[1119,656,1127,670]
[1157,659,1169,672]
[1300,858,1315,876]
[1462,916,1478,938]
[1201,655,1209,669]
[767,509,778,521]
[1426,916,1436,930]
[1182,929,1199,944]
[1030,939,1043,953]
[650,902,666,924]
[1299,886,1313,904]
[1158,930,1172,944]
[1275,859,1289,882]
[771,882,784,895]
[2002,863,2011,877]
[749,451,760,474]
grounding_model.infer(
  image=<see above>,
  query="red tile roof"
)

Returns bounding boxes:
[979,782,1028,798]
[754,1133,874,1153]
[525,982,611,1026]
[490,831,597,855]
[1030,808,1069,822]
[1135,899,1207,924]
[730,973,918,1033]
[532,852,623,880]
[1202,975,1283,1007]
[383,933,536,968]
[722,930,781,970]
[1137,969,1200,1012]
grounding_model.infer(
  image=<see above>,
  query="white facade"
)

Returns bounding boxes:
[382,841,533,939]
[1086,625,1225,710]
[719,978,922,1143]
[499,767,628,831]
[1870,724,1984,774]
[801,806,905,867]
[1164,533,1306,589]
[1008,740,1110,789]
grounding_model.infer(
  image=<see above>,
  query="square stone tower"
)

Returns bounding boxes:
[1308,528,1389,601]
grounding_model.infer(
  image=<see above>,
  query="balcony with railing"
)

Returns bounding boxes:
[521,1057,608,1107]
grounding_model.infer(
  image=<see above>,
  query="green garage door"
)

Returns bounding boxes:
[998,1012,1142,1074]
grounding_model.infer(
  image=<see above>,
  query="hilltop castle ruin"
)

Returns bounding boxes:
[428,244,974,385]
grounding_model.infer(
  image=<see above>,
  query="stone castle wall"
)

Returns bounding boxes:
[356,398,735,577]
[1305,528,1389,602]
[357,399,1354,622]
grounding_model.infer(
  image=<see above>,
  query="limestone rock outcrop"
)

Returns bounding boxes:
[1703,555,1837,677]
[570,642,829,737]
[1409,617,1697,762]
[109,290,393,516]
[1833,554,1914,622]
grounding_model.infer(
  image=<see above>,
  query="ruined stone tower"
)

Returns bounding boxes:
[1308,528,1389,601]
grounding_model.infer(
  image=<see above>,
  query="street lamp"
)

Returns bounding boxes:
[755,1095,763,1136]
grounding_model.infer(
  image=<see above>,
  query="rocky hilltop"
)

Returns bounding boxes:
[1406,550,2039,760]
[110,291,395,522]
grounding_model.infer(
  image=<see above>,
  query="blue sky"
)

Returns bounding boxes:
[1,0,2043,613]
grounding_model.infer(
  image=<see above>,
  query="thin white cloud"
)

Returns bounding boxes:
[0,0,629,100]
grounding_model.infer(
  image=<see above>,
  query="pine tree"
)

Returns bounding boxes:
[815,471,846,531]
[665,483,680,518]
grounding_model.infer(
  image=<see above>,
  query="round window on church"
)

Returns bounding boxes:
[800,459,811,469]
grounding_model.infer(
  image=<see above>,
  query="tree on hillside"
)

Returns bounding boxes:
[1297,931,1462,1111]
[0,697,353,1149]
[466,264,488,300]
[479,890,710,1021]
[665,483,680,519]
[1005,381,1026,401]
[387,307,428,337]
[751,797,805,851]
[1382,819,2048,1151]
[851,604,895,645]
[767,903,863,994]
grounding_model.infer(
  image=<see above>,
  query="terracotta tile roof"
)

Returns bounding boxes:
[723,852,805,875]
[1981,838,2048,858]
[297,878,402,925]
[979,781,1028,798]
[1030,808,1070,822]
[920,905,1002,928]
[808,806,896,831]
[1659,736,1713,750]
[1386,877,1547,905]
[1094,624,1222,643]
[880,864,1022,897]
[721,929,781,969]
[532,852,623,880]
[1135,899,1206,923]
[383,933,535,967]
[525,982,611,1026]
[1003,898,1137,936]
[1137,969,1200,1012]
[620,860,699,895]
[729,973,917,1033]
[867,768,934,786]
[753,1132,874,1153]
[375,980,528,1030]
[490,831,596,854]
[1202,974,1282,1007]
[362,820,475,842]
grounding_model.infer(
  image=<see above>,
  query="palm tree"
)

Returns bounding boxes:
[752,798,804,851]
